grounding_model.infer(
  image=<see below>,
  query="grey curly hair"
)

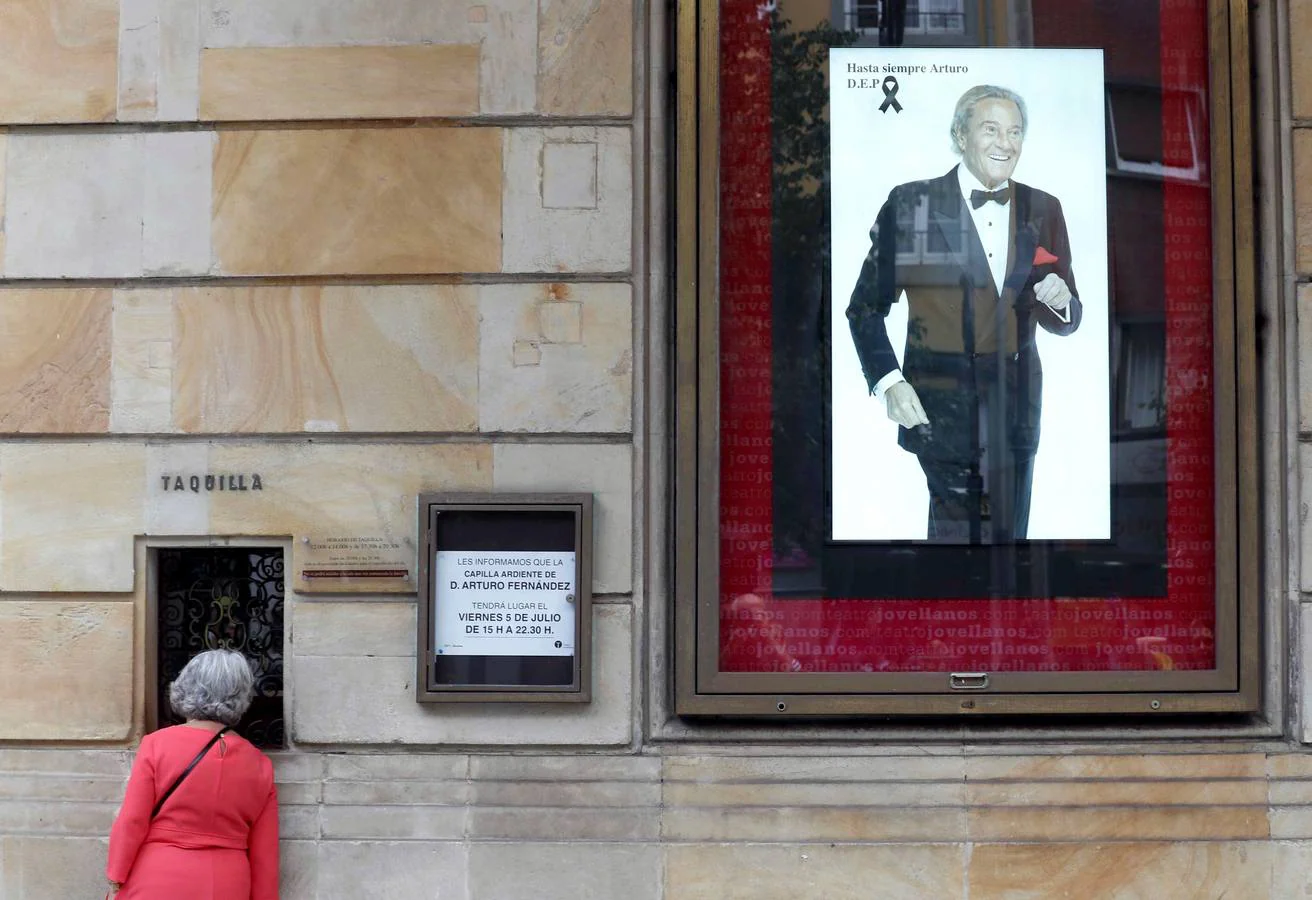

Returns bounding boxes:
[949,84,1028,154]
[168,649,255,727]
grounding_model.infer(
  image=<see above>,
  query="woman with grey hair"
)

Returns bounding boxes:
[106,649,279,899]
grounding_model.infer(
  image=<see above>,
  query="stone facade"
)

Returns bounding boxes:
[0,0,1307,898]
[9,747,1312,897]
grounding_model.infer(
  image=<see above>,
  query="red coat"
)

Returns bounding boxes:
[107,724,279,899]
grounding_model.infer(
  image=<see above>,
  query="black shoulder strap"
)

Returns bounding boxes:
[151,727,230,819]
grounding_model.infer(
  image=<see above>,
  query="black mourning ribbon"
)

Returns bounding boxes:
[878,76,902,113]
[970,186,1011,209]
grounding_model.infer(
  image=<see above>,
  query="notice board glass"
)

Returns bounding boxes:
[417,493,593,703]
[674,0,1259,716]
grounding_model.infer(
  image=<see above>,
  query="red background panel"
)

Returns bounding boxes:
[716,1,1216,674]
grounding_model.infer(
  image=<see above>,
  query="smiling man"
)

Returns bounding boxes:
[845,84,1082,543]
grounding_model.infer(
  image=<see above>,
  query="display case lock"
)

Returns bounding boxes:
[949,673,990,691]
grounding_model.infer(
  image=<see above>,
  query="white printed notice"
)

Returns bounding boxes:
[433,551,576,657]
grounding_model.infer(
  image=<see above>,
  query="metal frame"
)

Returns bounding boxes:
[143,538,290,738]
[415,492,594,703]
[673,0,1260,716]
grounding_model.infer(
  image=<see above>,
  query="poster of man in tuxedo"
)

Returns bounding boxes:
[830,49,1110,543]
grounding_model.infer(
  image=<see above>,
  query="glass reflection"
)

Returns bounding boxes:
[717,0,1217,674]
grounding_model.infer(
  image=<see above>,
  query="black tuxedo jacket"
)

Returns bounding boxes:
[846,166,1082,464]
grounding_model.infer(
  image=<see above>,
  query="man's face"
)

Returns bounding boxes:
[957,98,1024,189]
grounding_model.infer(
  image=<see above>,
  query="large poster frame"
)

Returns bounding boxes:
[673,0,1259,716]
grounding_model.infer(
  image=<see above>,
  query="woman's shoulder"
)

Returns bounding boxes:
[132,724,195,761]
[141,723,195,745]
[145,723,246,753]
[152,723,228,740]
[227,732,276,773]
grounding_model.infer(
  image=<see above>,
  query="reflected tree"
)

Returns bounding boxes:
[770,12,856,571]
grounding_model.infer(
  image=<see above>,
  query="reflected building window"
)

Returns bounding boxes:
[1106,84,1208,182]
[838,0,971,44]
[892,192,971,265]
[848,0,881,30]
[908,0,969,34]
[1115,321,1167,433]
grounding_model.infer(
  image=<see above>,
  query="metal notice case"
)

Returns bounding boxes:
[416,493,593,703]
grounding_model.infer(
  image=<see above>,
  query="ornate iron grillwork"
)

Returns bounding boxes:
[157,549,285,748]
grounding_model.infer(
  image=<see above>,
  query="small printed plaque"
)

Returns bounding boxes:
[300,535,411,581]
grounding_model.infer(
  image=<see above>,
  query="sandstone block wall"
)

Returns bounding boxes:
[8,749,1312,898]
[0,0,637,749]
[1289,0,1312,746]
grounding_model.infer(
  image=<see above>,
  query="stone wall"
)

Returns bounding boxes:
[0,0,641,893]
[0,0,637,745]
[0,0,1309,898]
[1292,0,1312,749]
[9,747,1312,898]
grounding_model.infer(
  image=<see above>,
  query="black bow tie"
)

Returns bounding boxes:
[970,187,1011,209]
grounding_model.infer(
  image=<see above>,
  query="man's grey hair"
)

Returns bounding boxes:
[169,649,255,727]
[950,85,1028,154]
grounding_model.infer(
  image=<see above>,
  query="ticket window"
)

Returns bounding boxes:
[149,547,286,748]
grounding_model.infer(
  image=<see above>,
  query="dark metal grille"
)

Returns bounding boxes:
[157,548,285,748]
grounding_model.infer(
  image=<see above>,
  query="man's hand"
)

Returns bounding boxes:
[884,381,929,428]
[1034,272,1072,310]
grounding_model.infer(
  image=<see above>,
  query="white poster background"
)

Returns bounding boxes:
[828,48,1111,541]
[434,551,576,657]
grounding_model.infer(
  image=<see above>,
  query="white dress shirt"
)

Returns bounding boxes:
[958,164,1011,296]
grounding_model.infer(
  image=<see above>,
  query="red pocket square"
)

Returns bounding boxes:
[1033,246,1059,266]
